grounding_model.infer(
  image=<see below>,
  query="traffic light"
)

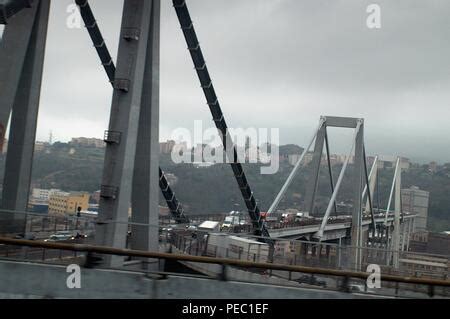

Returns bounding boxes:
[77,206,81,218]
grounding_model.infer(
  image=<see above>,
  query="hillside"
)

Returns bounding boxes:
[0,143,448,232]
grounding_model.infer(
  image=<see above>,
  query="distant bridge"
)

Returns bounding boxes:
[267,214,415,244]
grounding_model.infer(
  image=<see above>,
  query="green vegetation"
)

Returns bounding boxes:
[0,143,448,232]
[30,143,104,192]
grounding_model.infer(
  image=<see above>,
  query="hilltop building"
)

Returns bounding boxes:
[31,188,60,202]
[160,140,176,154]
[70,137,104,148]
[48,191,90,215]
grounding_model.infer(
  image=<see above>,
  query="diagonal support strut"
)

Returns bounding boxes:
[172,0,269,237]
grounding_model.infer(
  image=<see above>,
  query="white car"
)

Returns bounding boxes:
[44,231,75,242]
[349,284,366,293]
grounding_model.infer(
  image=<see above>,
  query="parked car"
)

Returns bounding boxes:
[14,233,36,240]
[44,231,79,242]
[295,275,327,288]
[74,232,88,239]
[349,284,366,293]
[44,234,72,242]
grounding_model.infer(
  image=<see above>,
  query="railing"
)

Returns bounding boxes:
[0,236,449,298]
[168,230,449,282]
[163,232,449,298]
[0,209,444,277]
[0,209,96,238]
[0,242,86,263]
[1,209,446,296]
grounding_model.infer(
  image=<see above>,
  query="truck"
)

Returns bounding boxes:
[221,211,245,230]
[221,216,239,230]
[294,211,310,222]
[280,212,296,223]
[198,221,221,232]
[260,212,280,222]
[206,233,270,263]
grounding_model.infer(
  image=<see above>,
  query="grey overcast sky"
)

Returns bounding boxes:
[6,0,450,163]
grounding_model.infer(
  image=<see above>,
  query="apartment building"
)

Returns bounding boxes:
[48,191,90,215]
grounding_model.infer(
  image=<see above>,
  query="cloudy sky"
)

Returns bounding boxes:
[4,0,450,163]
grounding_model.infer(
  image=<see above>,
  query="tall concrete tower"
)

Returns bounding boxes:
[401,186,429,232]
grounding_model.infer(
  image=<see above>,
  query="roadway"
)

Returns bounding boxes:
[265,214,415,240]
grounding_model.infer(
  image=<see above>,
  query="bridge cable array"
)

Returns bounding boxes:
[75,0,268,233]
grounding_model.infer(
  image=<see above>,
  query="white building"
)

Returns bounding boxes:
[377,155,410,170]
[160,140,176,154]
[288,154,302,166]
[401,186,429,232]
[70,137,104,148]
[31,188,60,202]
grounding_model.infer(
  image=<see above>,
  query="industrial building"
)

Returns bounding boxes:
[31,188,60,202]
[48,191,90,215]
[70,137,105,148]
[401,186,430,232]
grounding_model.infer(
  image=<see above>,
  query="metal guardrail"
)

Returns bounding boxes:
[1,208,444,278]
[168,230,449,283]
[0,237,449,289]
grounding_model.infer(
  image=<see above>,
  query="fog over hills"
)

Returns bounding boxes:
[2,0,449,162]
